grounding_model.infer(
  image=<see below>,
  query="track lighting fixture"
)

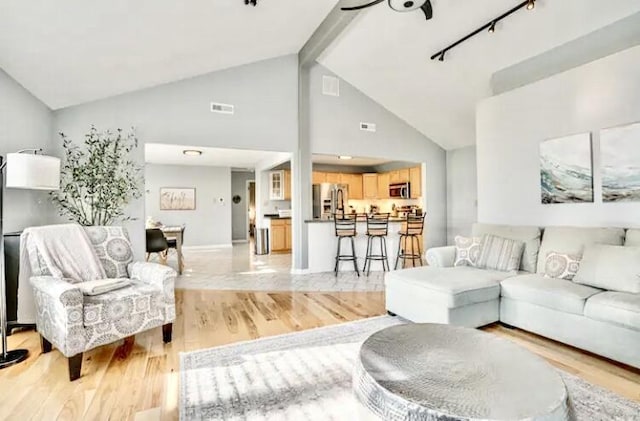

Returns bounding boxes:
[431,0,537,62]
[244,0,257,6]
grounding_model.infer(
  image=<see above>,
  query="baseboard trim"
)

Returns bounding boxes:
[232,240,249,244]
[182,244,233,251]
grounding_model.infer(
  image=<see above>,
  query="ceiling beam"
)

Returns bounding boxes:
[298,1,361,68]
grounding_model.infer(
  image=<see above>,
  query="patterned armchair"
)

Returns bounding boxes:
[26,226,176,381]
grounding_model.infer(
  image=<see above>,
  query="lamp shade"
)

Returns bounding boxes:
[5,153,60,191]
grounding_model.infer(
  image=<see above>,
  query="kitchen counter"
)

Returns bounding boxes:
[263,214,291,220]
[306,219,410,273]
[305,216,411,223]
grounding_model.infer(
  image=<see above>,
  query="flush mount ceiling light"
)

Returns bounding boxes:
[338,156,353,160]
[431,0,535,62]
[183,149,203,156]
[342,0,433,20]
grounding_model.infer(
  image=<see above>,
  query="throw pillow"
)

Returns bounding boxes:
[544,251,581,280]
[476,234,525,273]
[574,244,640,293]
[84,226,134,279]
[454,236,482,267]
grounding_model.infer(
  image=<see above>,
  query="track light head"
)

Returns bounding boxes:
[526,0,535,10]
[488,21,496,33]
[438,51,445,62]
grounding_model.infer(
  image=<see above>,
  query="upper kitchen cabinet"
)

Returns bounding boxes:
[325,172,341,184]
[284,170,292,200]
[363,174,378,199]
[410,166,422,198]
[269,170,285,200]
[312,171,326,184]
[377,172,390,199]
[344,173,363,200]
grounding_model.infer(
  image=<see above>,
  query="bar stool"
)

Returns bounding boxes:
[333,213,360,276]
[395,214,426,269]
[363,213,390,275]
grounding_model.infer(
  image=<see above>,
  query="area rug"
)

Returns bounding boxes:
[180,316,640,421]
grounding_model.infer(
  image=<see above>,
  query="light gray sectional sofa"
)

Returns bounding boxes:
[384,223,640,369]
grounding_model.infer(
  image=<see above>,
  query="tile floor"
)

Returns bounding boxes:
[162,241,387,292]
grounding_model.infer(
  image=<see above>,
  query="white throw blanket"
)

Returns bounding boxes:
[77,278,131,296]
[20,223,106,283]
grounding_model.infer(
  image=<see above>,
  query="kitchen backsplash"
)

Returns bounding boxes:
[262,200,291,215]
[347,198,422,214]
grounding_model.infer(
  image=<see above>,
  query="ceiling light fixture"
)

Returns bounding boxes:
[431,0,536,61]
[244,0,257,6]
[342,0,433,21]
[338,156,353,160]
[183,149,203,156]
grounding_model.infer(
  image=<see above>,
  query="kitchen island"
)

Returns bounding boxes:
[306,218,412,273]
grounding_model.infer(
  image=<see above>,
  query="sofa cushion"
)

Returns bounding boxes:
[626,229,640,247]
[536,227,625,274]
[472,223,541,273]
[385,266,511,308]
[84,226,134,279]
[574,244,640,293]
[453,236,482,267]
[584,292,640,332]
[476,235,524,273]
[500,274,602,315]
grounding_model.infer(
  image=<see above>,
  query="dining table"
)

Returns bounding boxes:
[160,225,185,275]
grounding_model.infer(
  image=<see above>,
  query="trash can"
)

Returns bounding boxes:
[255,228,269,255]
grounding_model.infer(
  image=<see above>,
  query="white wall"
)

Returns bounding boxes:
[477,45,640,228]
[0,69,57,232]
[447,146,477,243]
[145,164,231,247]
[308,64,448,248]
[53,55,299,256]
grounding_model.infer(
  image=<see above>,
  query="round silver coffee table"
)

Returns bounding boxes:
[353,324,572,420]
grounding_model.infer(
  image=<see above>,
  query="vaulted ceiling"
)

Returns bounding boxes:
[0,0,338,109]
[319,0,640,149]
[1,0,639,150]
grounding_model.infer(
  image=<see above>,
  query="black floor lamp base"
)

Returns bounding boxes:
[0,349,29,369]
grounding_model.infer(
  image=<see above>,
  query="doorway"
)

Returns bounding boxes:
[247,180,256,241]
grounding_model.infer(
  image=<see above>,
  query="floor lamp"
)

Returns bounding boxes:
[0,149,60,369]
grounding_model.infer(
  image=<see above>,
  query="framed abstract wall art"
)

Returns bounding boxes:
[540,132,594,204]
[160,187,196,210]
[600,121,640,203]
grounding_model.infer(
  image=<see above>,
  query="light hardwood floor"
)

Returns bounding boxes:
[1,289,638,421]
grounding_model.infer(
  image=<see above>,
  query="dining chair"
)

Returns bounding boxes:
[146,228,168,264]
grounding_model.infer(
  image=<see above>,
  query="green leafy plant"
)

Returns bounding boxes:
[51,125,143,226]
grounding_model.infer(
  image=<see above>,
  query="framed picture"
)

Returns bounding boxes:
[600,121,640,203]
[160,187,196,210]
[540,132,593,204]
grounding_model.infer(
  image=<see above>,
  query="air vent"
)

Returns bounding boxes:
[360,122,376,132]
[210,102,234,114]
[322,75,340,96]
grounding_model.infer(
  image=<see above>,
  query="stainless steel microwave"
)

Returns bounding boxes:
[389,182,410,199]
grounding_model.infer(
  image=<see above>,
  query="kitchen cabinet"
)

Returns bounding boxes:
[343,173,363,200]
[388,170,400,184]
[410,166,421,198]
[312,171,326,184]
[363,174,378,199]
[284,170,292,200]
[377,172,390,199]
[325,172,341,184]
[269,170,285,200]
[399,168,410,183]
[270,218,292,253]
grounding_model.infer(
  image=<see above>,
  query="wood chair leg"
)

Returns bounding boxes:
[162,323,173,344]
[68,353,83,381]
[40,335,52,354]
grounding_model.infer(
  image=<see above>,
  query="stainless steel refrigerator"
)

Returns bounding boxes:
[312,183,349,219]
